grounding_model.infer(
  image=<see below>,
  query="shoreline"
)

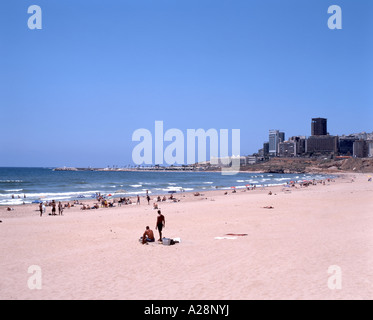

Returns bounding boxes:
[0,172,349,219]
[0,170,339,208]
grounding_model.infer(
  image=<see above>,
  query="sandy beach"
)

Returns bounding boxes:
[0,172,372,300]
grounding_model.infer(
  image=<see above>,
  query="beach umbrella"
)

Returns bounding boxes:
[32,200,42,204]
[107,194,112,197]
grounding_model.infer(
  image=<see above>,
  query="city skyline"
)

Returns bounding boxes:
[259,117,373,159]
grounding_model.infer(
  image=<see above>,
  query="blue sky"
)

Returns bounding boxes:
[1,0,372,167]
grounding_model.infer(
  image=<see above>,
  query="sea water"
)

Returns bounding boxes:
[0,167,333,206]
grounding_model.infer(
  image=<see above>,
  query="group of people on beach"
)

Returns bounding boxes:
[141,210,166,245]
[39,200,64,217]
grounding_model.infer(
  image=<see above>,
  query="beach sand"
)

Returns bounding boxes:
[0,173,372,300]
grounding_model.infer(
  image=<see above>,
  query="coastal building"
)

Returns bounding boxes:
[306,135,339,155]
[289,136,306,156]
[353,140,368,158]
[311,118,327,136]
[246,156,261,164]
[210,155,248,167]
[278,136,306,157]
[263,142,269,157]
[368,141,373,158]
[338,136,357,156]
[278,141,296,157]
[268,130,285,156]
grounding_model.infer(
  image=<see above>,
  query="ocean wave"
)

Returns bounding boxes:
[162,186,183,192]
[0,190,100,200]
[0,199,25,206]
[125,191,147,195]
[0,180,24,183]
[129,184,142,188]
[274,178,291,181]
[4,189,24,192]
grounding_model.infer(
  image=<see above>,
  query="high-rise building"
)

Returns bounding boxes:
[268,130,286,156]
[279,132,285,143]
[368,141,373,158]
[311,118,327,136]
[263,142,269,157]
[353,140,368,158]
[306,135,339,154]
[278,141,296,157]
[339,136,357,156]
[289,136,306,155]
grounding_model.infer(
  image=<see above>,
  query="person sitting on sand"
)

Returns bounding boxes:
[153,202,158,210]
[162,196,166,202]
[141,226,155,244]
[7,207,14,211]
[157,196,161,202]
[268,191,272,195]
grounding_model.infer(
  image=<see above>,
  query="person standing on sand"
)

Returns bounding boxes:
[58,201,63,215]
[39,202,43,217]
[137,195,140,205]
[155,210,165,241]
[51,200,56,215]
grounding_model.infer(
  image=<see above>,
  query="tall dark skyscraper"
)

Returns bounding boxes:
[311,118,327,136]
